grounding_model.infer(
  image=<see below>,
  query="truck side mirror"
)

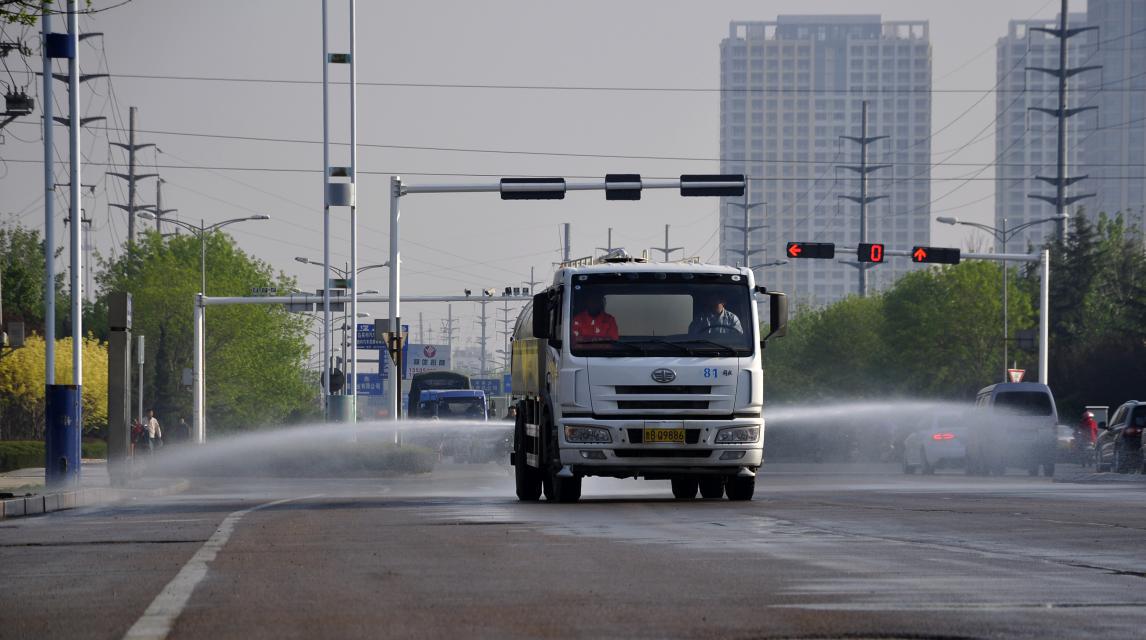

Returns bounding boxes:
[764,292,788,342]
[532,292,550,339]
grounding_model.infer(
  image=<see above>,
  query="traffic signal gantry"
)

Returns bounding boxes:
[783,239,1051,387]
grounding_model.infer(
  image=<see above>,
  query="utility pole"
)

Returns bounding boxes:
[724,180,767,269]
[651,224,683,262]
[596,227,613,255]
[479,299,488,378]
[440,304,457,355]
[496,300,514,371]
[142,179,178,234]
[562,222,572,262]
[418,311,424,343]
[109,107,158,248]
[838,101,889,297]
[524,267,542,295]
[1026,0,1099,242]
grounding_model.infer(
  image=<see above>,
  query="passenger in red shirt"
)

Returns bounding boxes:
[571,292,618,345]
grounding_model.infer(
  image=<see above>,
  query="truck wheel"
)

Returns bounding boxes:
[698,477,724,499]
[725,476,755,501]
[513,413,542,501]
[671,478,699,500]
[550,473,581,503]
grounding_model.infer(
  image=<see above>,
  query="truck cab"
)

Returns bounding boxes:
[510,254,787,502]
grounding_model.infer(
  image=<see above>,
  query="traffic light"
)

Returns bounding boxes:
[786,242,835,259]
[857,243,885,263]
[911,246,961,264]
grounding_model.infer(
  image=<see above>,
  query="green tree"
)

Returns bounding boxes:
[765,295,888,402]
[95,231,315,432]
[1,221,65,334]
[1024,214,1146,417]
[883,261,1034,398]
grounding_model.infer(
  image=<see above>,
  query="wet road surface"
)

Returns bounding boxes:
[2,463,1145,639]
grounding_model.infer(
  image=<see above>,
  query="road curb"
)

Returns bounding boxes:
[0,480,191,520]
[1053,463,1146,484]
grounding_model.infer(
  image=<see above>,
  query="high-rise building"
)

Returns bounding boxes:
[719,16,932,307]
[994,14,1091,253]
[1082,0,1146,226]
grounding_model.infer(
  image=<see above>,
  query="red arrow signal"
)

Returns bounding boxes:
[911,246,960,264]
[788,243,803,258]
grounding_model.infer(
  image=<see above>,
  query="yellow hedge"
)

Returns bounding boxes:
[0,335,109,438]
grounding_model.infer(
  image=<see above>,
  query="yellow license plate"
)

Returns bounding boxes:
[644,428,685,444]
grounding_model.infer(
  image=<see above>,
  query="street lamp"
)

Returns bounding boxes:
[295,259,391,403]
[937,214,1066,380]
[140,212,270,295]
[294,256,389,279]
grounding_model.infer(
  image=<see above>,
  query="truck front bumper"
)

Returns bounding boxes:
[556,417,764,477]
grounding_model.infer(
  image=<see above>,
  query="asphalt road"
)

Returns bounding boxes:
[2,463,1145,640]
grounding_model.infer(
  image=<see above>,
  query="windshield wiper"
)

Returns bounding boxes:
[624,338,699,356]
[574,339,646,355]
[671,338,739,356]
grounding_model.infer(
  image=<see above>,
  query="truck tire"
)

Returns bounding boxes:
[671,478,698,500]
[698,477,724,499]
[513,412,542,501]
[725,476,755,501]
[549,473,581,503]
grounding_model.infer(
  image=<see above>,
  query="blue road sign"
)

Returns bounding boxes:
[472,378,501,395]
[356,373,385,396]
[503,373,512,395]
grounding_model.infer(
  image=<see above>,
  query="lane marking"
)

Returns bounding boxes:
[122,495,319,640]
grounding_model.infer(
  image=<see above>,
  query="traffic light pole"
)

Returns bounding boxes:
[835,245,1050,384]
[386,173,744,422]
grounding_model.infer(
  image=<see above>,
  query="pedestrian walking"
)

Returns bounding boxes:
[146,410,163,454]
[130,418,144,458]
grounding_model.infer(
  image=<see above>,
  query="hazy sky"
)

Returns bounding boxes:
[0,0,1073,350]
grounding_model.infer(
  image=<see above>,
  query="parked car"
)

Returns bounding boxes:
[966,382,1058,476]
[1095,400,1145,474]
[903,412,970,475]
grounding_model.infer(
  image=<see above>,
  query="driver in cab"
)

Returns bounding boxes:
[571,291,619,345]
[689,293,743,336]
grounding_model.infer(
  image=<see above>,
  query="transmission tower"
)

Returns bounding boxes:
[838,101,889,297]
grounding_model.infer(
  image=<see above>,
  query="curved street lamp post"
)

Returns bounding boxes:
[937,215,1065,380]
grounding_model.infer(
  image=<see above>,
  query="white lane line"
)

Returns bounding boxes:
[122,495,319,640]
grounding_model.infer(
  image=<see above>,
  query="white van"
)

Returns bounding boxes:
[968,382,1059,476]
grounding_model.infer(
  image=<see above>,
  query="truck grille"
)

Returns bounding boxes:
[614,385,711,395]
[613,449,712,459]
[617,400,709,410]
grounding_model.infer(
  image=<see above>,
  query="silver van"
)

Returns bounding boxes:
[967,382,1059,476]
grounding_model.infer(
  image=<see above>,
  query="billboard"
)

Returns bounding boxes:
[404,343,451,377]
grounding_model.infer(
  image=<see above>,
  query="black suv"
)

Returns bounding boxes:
[1095,400,1146,473]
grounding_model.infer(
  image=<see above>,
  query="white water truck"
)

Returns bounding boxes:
[509,251,788,502]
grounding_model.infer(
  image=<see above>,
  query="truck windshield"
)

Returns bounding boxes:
[569,278,754,357]
[431,397,486,419]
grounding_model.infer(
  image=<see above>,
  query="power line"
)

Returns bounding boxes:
[106,72,1146,94]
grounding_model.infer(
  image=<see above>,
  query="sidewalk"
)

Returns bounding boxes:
[0,459,189,520]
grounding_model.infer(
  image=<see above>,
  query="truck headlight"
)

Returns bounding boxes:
[564,425,612,443]
[716,426,759,444]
